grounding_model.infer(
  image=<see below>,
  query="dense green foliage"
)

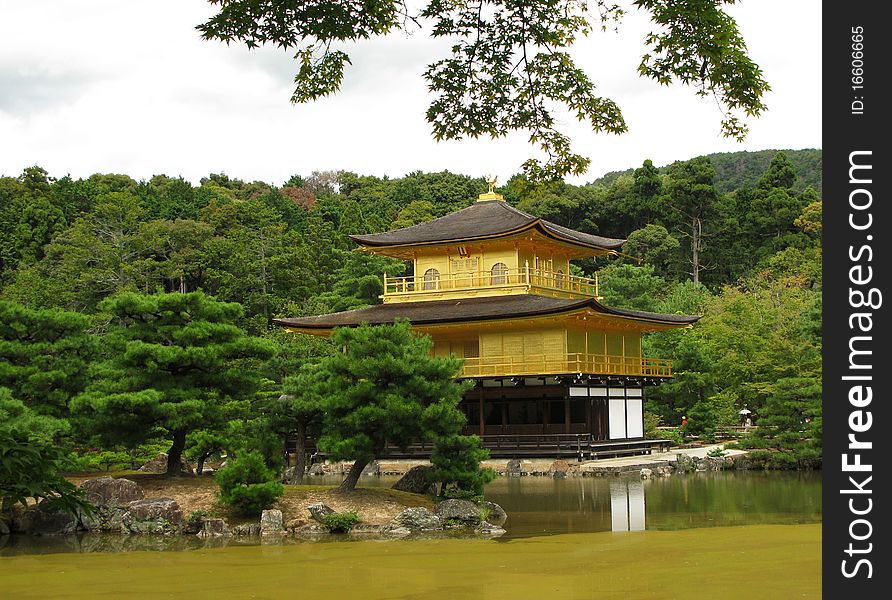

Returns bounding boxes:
[198,1,768,180]
[592,148,823,194]
[0,302,95,419]
[305,321,471,490]
[321,511,361,533]
[429,435,497,498]
[215,451,285,516]
[0,424,89,518]
[0,149,822,471]
[71,292,275,474]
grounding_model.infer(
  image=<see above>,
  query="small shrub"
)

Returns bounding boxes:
[215,451,284,516]
[429,435,496,498]
[706,446,726,458]
[654,427,684,446]
[322,511,360,533]
[643,411,662,439]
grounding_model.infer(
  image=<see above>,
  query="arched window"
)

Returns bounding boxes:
[491,262,508,285]
[423,268,440,290]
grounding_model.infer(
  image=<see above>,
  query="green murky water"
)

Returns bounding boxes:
[0,472,822,599]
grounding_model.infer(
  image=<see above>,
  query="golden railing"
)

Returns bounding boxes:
[384,266,599,298]
[461,353,673,378]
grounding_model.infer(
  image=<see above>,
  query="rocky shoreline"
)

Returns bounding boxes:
[2,475,508,541]
[2,446,749,541]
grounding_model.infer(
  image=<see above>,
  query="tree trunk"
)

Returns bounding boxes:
[338,458,371,492]
[288,421,308,484]
[691,216,701,284]
[167,430,188,476]
[196,453,208,477]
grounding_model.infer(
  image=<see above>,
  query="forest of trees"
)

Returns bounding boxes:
[0,148,823,483]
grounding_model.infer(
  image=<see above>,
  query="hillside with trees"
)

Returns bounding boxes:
[0,149,823,495]
[590,148,822,194]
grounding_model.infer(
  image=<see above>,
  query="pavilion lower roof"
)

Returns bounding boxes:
[273,295,700,331]
[348,200,625,252]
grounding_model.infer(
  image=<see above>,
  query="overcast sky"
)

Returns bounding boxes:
[0,1,821,186]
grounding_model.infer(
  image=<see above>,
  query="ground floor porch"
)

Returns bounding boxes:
[380,377,665,459]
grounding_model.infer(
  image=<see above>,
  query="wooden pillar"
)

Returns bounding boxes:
[564,397,571,434]
[586,396,592,436]
[478,386,484,436]
[540,397,546,434]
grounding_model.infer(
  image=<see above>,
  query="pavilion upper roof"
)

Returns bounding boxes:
[349,199,625,253]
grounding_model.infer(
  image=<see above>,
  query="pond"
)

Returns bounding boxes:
[0,471,822,599]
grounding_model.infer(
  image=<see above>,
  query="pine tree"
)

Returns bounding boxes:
[308,320,470,491]
[72,291,275,475]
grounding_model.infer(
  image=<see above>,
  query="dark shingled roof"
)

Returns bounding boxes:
[274,295,700,330]
[349,200,625,251]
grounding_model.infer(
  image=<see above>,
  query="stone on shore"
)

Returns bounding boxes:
[476,521,507,536]
[505,459,524,476]
[294,523,330,537]
[121,497,183,535]
[78,477,146,532]
[197,518,231,538]
[308,502,335,524]
[29,499,79,535]
[549,460,570,479]
[260,509,284,535]
[675,453,695,473]
[434,499,482,527]
[391,507,442,531]
[231,523,261,536]
[81,477,145,506]
[392,465,437,495]
[480,501,507,527]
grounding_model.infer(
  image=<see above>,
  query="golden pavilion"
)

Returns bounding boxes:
[275,185,698,458]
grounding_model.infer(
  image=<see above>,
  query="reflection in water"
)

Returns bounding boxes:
[610,479,645,532]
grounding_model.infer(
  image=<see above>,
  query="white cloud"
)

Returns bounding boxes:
[0,0,821,186]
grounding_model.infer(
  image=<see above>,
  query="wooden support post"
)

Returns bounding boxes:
[565,397,571,434]
[479,386,485,436]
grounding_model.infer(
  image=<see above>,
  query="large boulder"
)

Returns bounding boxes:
[80,477,145,507]
[30,499,79,535]
[480,501,507,527]
[434,499,482,527]
[138,453,194,475]
[79,477,146,532]
[260,509,284,535]
[361,461,380,477]
[0,518,9,536]
[392,466,437,495]
[390,507,442,532]
[308,502,335,524]
[121,497,183,535]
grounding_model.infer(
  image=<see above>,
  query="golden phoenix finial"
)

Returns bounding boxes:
[487,175,498,194]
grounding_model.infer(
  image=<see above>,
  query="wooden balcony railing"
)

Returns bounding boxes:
[383,266,599,298]
[461,353,673,378]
